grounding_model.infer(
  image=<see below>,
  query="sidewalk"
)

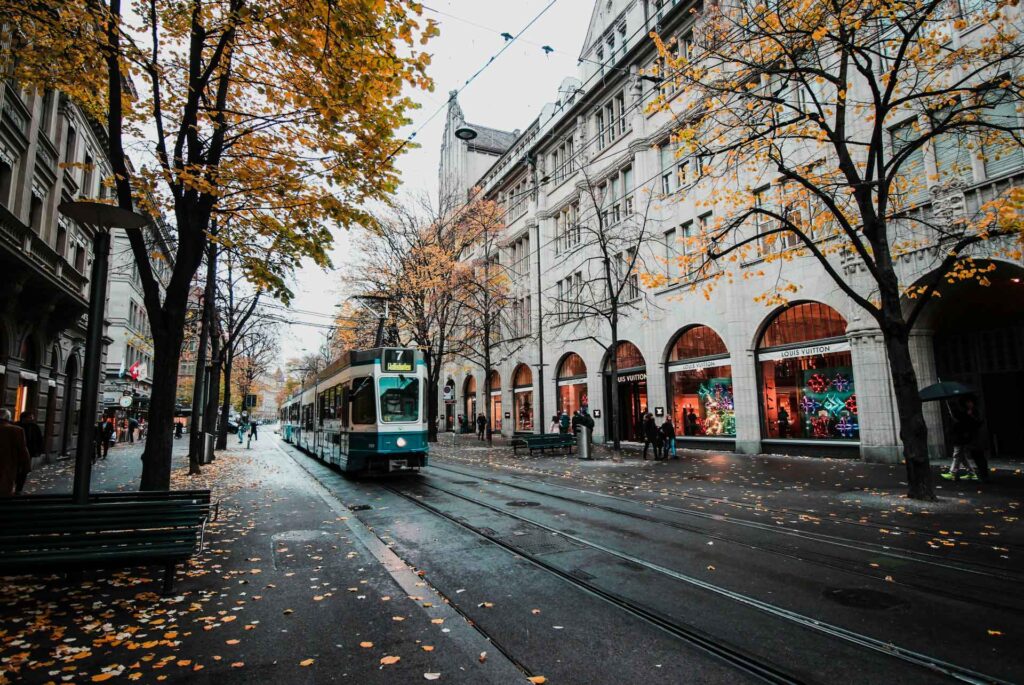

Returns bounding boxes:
[1,436,514,684]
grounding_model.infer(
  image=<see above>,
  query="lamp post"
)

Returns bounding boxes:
[59,201,149,504]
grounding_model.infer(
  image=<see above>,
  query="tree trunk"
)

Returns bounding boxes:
[204,285,221,462]
[139,324,186,490]
[882,329,936,500]
[216,349,234,450]
[188,247,216,472]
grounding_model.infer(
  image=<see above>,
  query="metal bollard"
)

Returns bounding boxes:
[577,426,591,460]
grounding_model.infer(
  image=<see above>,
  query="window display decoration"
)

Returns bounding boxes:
[799,366,858,439]
[845,395,858,414]
[696,381,735,436]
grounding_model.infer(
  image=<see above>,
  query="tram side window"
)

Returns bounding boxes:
[351,377,376,424]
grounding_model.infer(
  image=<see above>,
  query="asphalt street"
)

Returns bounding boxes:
[2,432,1021,684]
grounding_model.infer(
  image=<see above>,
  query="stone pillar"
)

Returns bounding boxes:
[847,324,902,463]
[731,345,761,454]
[907,329,946,460]
[590,367,607,443]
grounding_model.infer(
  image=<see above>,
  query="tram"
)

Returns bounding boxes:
[279,347,428,473]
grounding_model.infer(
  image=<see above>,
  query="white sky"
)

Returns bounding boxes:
[277,0,592,362]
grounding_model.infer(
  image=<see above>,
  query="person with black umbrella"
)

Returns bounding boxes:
[942,397,984,482]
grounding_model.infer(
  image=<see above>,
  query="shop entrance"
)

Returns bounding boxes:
[603,341,647,443]
[928,265,1024,460]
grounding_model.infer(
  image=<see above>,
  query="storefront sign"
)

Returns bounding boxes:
[668,356,732,373]
[504,411,511,419]
[618,372,647,383]
[557,377,587,386]
[592,409,602,418]
[758,341,850,363]
[442,386,454,401]
[514,386,533,394]
[654,407,664,417]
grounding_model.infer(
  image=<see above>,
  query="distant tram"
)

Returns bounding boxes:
[279,347,428,473]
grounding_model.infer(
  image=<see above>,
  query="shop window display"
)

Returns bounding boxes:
[556,353,588,416]
[488,370,502,431]
[758,303,858,441]
[513,364,534,431]
[667,326,735,437]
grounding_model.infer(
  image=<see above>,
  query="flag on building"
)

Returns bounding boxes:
[129,361,141,380]
[119,355,126,378]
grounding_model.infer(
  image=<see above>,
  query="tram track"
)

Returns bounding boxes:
[428,462,1024,603]
[385,476,1014,685]
[437,456,1024,554]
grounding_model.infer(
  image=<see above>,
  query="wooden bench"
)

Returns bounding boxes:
[511,433,576,456]
[0,490,213,594]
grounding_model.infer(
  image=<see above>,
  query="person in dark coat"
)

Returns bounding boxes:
[777,406,790,438]
[943,397,983,481]
[128,417,139,443]
[247,420,258,448]
[661,418,677,459]
[0,409,30,496]
[97,419,114,460]
[476,413,487,441]
[642,413,659,460]
[15,412,43,492]
[559,411,570,434]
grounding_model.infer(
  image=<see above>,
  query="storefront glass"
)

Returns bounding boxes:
[488,370,502,432]
[667,326,734,437]
[556,353,589,417]
[603,342,647,442]
[513,364,534,431]
[463,376,477,432]
[757,303,858,441]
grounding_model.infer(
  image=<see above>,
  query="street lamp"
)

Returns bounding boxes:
[59,200,149,504]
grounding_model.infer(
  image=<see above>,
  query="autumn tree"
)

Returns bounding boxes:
[232,321,280,416]
[549,165,661,451]
[352,192,491,442]
[3,0,437,489]
[647,0,1024,498]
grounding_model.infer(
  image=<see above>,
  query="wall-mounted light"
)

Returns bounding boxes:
[455,126,478,141]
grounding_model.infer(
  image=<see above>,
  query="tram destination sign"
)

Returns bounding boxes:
[758,341,850,363]
[382,349,414,373]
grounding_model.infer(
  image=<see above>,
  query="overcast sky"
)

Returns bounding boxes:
[276,0,592,361]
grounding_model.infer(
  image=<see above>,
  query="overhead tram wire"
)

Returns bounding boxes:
[379,0,562,169]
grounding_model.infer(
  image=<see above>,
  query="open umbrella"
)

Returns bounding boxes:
[919,381,975,402]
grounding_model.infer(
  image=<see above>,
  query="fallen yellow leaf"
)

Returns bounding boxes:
[988,629,1003,636]
[431,618,444,624]
[231,662,245,669]
[380,655,401,665]
[226,639,240,645]
[359,642,374,648]
[392,616,405,622]
[421,645,434,652]
[91,675,116,683]
[528,677,547,684]
[300,659,314,667]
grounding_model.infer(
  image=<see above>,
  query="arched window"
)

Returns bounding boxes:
[462,376,477,432]
[666,326,734,438]
[603,341,647,442]
[605,341,645,371]
[757,302,857,442]
[487,370,502,432]
[464,376,476,395]
[488,370,501,391]
[512,364,532,387]
[759,302,846,349]
[557,353,587,379]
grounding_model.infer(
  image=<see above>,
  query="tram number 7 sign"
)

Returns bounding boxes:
[383,349,413,373]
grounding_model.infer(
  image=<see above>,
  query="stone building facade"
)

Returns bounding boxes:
[0,83,113,464]
[438,0,1024,463]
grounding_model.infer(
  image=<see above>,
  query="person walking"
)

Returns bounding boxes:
[97,419,114,460]
[247,420,259,449]
[943,397,983,481]
[642,413,659,460]
[174,421,183,439]
[0,409,30,496]
[476,413,487,441]
[661,417,677,460]
[548,414,559,434]
[15,412,43,492]
[128,416,139,443]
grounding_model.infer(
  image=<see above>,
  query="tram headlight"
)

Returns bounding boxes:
[396,437,407,448]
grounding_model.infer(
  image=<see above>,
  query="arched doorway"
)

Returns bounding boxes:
[462,375,477,433]
[756,302,857,441]
[666,325,735,439]
[603,341,647,442]
[923,263,1024,459]
[60,354,79,456]
[488,370,502,432]
[512,364,534,432]
[556,353,588,418]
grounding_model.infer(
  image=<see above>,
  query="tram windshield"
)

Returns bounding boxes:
[379,375,420,423]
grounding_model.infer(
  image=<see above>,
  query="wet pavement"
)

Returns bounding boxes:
[1,431,1021,684]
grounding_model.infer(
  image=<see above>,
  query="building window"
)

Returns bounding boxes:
[512,364,533,432]
[664,228,678,280]
[29,194,43,233]
[556,352,589,417]
[488,370,502,432]
[64,125,77,163]
[618,249,640,301]
[890,118,927,205]
[981,92,1024,180]
[757,302,857,441]
[82,153,94,196]
[668,325,734,437]
[0,160,12,208]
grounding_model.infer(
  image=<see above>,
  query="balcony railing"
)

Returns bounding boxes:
[0,205,89,302]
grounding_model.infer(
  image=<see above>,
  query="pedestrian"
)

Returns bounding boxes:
[661,417,677,459]
[943,397,983,481]
[15,412,43,492]
[247,420,258,448]
[128,416,139,443]
[0,409,30,497]
[685,407,699,436]
[642,413,659,460]
[777,406,790,438]
[548,414,559,434]
[571,410,582,435]
[580,409,595,445]
[174,421,183,439]
[476,413,487,441]
[458,414,466,434]
[97,419,114,459]
[559,411,570,435]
